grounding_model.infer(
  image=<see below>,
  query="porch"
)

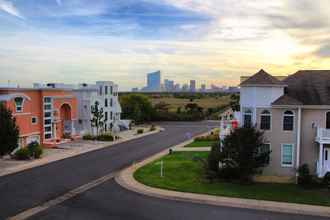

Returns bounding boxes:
[315,128,330,177]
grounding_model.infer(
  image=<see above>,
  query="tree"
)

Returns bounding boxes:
[154,101,170,113]
[0,103,19,156]
[91,101,104,136]
[120,94,154,124]
[208,126,270,183]
[230,94,240,111]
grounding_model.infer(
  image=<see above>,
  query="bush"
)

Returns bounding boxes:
[83,134,96,140]
[15,148,30,160]
[323,172,330,189]
[297,164,313,187]
[195,133,219,142]
[137,129,144,134]
[34,146,43,159]
[96,134,114,142]
[208,142,221,172]
[150,125,156,131]
[26,141,43,159]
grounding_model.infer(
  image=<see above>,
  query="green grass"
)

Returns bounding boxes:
[184,140,216,148]
[134,152,330,206]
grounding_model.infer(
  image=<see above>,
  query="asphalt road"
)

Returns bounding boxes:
[0,122,215,219]
[0,122,327,220]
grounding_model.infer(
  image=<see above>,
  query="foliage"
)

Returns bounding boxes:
[208,127,270,183]
[15,148,30,160]
[297,164,313,187]
[230,94,240,112]
[195,133,219,142]
[91,101,104,136]
[150,124,156,131]
[0,103,19,156]
[137,129,144,134]
[96,134,114,141]
[323,172,330,189]
[82,134,97,140]
[120,94,155,124]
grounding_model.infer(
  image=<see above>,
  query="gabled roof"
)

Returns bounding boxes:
[279,70,330,105]
[272,94,303,106]
[240,69,286,87]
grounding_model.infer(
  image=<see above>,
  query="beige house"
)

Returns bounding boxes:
[240,70,330,182]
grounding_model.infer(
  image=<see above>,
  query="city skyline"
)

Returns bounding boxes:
[1,1,330,91]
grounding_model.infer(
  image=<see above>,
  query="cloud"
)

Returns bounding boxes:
[0,0,24,19]
[315,44,330,58]
[56,0,62,6]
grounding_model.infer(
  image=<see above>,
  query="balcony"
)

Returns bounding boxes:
[316,128,330,143]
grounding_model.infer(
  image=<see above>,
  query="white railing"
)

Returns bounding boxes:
[317,128,330,141]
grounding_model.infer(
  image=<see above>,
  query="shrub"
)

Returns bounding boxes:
[96,134,114,142]
[323,172,330,189]
[297,164,313,187]
[195,133,219,142]
[0,103,19,156]
[15,148,30,160]
[150,125,156,131]
[83,134,96,140]
[137,129,144,134]
[208,142,221,172]
[34,146,43,159]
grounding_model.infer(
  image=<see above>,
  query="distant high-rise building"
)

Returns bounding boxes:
[182,83,189,92]
[144,71,161,92]
[200,84,206,92]
[190,80,196,92]
[174,83,181,91]
[131,87,139,92]
[164,79,174,92]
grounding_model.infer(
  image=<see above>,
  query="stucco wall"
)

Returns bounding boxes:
[256,107,298,177]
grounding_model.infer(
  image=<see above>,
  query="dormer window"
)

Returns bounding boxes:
[283,110,294,131]
[14,97,23,112]
[260,110,271,130]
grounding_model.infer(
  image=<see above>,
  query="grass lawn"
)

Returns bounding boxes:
[184,140,216,148]
[134,151,330,206]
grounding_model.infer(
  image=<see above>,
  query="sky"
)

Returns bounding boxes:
[0,0,330,91]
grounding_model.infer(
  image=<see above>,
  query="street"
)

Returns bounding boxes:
[0,122,326,220]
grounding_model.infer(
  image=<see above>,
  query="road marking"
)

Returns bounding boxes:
[7,172,117,220]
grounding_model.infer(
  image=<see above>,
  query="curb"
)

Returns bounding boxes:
[115,138,330,218]
[0,128,163,178]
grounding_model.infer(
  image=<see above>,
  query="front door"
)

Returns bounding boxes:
[324,148,330,174]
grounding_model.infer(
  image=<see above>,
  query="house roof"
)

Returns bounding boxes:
[272,94,303,106]
[276,70,330,105]
[240,69,286,87]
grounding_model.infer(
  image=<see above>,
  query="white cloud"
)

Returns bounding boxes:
[56,0,62,6]
[0,0,24,19]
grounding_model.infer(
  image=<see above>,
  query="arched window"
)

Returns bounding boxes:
[243,109,252,127]
[260,110,271,130]
[14,97,24,112]
[283,110,294,131]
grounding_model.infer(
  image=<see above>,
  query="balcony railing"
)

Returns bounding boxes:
[316,128,330,142]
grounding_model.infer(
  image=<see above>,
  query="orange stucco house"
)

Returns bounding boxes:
[0,87,78,147]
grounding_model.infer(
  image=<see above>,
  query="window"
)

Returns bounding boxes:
[44,119,52,125]
[105,86,108,95]
[281,144,294,167]
[283,110,294,131]
[31,117,37,124]
[110,86,113,94]
[105,98,108,107]
[45,126,51,132]
[99,86,103,95]
[110,98,113,107]
[260,110,271,130]
[243,109,252,127]
[105,111,108,121]
[110,111,113,120]
[14,97,23,112]
[44,133,52,139]
[44,112,51,118]
[44,97,52,103]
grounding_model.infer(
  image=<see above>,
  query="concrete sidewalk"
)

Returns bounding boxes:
[0,126,162,177]
[115,140,330,218]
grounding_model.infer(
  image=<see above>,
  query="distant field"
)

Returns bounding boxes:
[150,96,231,112]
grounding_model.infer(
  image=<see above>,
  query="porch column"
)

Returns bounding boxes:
[71,120,76,136]
[319,143,324,177]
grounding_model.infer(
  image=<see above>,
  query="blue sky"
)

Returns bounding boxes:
[0,0,330,90]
